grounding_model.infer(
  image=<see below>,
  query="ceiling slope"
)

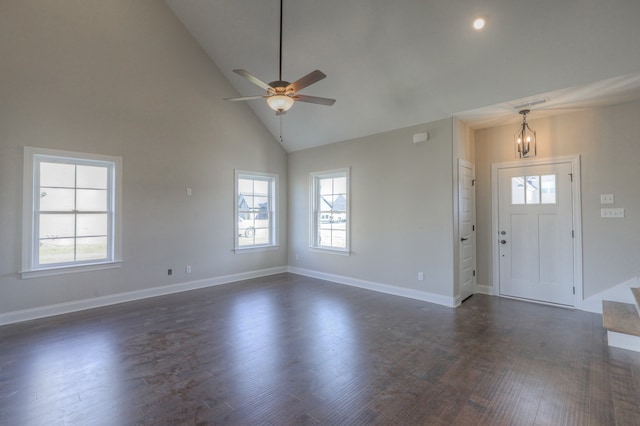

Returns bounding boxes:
[165,0,640,151]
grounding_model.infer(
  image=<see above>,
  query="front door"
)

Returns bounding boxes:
[498,162,574,306]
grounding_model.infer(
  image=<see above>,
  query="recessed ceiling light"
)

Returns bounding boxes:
[473,18,485,30]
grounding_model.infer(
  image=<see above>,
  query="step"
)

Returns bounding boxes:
[602,300,640,352]
[602,301,640,336]
[632,287,640,316]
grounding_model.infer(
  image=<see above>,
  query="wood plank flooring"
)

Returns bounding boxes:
[1,273,640,425]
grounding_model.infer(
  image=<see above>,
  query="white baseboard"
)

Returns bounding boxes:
[453,284,494,306]
[287,266,456,308]
[607,330,640,353]
[476,283,495,296]
[0,266,287,326]
[581,277,639,314]
[11,267,627,327]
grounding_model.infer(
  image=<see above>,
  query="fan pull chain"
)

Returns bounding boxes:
[279,116,284,144]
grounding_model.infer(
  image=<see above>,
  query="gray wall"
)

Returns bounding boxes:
[0,0,288,314]
[288,119,456,300]
[474,101,640,298]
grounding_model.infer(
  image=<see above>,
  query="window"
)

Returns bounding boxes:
[22,147,122,277]
[511,174,557,205]
[235,171,277,251]
[310,168,349,253]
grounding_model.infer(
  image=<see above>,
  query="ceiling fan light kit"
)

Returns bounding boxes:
[224,0,335,115]
[266,94,295,114]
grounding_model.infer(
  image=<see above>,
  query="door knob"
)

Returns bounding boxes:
[500,240,507,244]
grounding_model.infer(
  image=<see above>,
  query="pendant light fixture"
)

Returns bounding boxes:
[514,109,536,158]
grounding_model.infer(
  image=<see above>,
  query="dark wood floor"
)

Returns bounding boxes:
[1,273,640,425]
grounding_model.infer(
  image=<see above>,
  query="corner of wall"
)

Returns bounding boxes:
[580,277,640,314]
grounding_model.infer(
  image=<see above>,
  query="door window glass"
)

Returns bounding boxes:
[540,175,557,204]
[526,176,540,204]
[512,174,556,205]
[511,177,525,205]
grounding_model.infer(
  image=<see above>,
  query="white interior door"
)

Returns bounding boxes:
[498,162,574,306]
[458,161,476,302]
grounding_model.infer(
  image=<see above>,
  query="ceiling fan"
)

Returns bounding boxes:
[224,0,336,116]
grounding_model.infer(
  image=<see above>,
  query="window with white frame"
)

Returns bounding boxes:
[310,168,349,253]
[235,171,277,250]
[22,147,122,277]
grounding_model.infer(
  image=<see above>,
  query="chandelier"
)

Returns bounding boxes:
[514,109,536,158]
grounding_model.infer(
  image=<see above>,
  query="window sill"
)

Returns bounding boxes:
[233,245,280,254]
[308,247,351,256]
[20,261,123,279]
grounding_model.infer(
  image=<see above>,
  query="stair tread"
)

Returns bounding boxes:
[602,300,640,337]
[632,287,640,314]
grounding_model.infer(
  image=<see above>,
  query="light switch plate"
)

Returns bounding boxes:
[601,208,624,218]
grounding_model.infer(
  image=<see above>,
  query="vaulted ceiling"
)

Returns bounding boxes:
[165,0,640,152]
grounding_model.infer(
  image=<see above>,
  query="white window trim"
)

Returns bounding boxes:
[21,146,123,278]
[309,167,350,255]
[234,170,279,253]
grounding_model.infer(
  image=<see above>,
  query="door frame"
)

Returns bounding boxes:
[490,155,583,308]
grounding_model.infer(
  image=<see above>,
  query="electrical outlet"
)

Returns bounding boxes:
[185,265,191,274]
[186,187,192,196]
[600,194,614,204]
[601,208,624,218]
[418,272,424,281]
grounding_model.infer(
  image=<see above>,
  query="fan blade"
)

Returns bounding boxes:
[233,69,272,91]
[294,94,336,106]
[287,70,326,93]
[224,95,266,102]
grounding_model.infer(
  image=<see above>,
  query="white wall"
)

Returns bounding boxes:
[0,0,288,315]
[288,119,456,303]
[474,101,640,299]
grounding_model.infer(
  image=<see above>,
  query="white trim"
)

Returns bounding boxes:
[20,261,123,279]
[288,266,456,308]
[476,284,496,295]
[234,170,278,251]
[233,245,280,254]
[607,331,640,353]
[490,155,583,307]
[22,146,123,275]
[0,266,287,326]
[307,247,351,256]
[309,167,350,253]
